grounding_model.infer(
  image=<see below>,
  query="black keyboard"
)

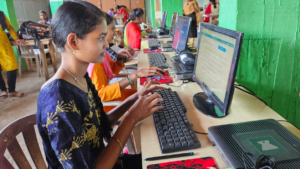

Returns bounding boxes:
[147,53,169,69]
[152,88,201,153]
[148,39,161,48]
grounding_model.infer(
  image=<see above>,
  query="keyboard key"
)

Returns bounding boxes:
[175,142,182,147]
[181,141,188,146]
[167,139,174,143]
[162,143,174,150]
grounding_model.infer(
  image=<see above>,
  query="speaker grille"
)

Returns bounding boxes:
[217,119,300,168]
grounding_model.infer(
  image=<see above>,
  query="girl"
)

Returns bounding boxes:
[203,0,219,23]
[36,2,164,169]
[183,0,201,45]
[0,10,26,98]
[38,10,51,25]
[124,8,152,50]
[116,5,129,23]
[88,13,164,112]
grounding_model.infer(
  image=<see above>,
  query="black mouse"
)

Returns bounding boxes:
[179,51,195,67]
[149,46,159,51]
[157,70,164,74]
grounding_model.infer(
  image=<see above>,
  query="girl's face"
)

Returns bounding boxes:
[106,21,115,43]
[135,14,144,24]
[40,13,48,21]
[74,21,109,63]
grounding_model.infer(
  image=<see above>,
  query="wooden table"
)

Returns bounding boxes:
[203,14,219,24]
[137,38,300,168]
[114,15,124,25]
[11,38,58,81]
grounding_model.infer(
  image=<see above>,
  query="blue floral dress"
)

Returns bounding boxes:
[36,79,106,169]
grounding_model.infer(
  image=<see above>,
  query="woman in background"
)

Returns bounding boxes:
[88,13,163,112]
[183,0,200,46]
[38,10,51,25]
[108,8,116,16]
[0,11,26,99]
[123,8,152,50]
[116,5,129,23]
[203,0,219,23]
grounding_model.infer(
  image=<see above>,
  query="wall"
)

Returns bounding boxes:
[219,0,300,128]
[145,0,152,24]
[49,0,64,15]
[160,0,183,28]
[0,0,27,72]
[13,0,51,22]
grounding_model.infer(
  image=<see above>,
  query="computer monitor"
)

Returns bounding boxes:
[172,16,191,53]
[169,12,178,38]
[161,11,167,29]
[193,23,244,118]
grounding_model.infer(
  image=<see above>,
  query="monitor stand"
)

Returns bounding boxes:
[193,92,226,118]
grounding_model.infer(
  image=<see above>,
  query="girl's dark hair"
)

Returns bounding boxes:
[105,13,115,25]
[116,5,126,9]
[39,10,47,15]
[110,8,114,12]
[210,0,217,8]
[51,2,104,52]
[124,8,144,31]
[52,1,112,141]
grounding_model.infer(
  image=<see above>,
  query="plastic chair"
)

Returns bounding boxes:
[0,114,47,169]
[17,46,49,78]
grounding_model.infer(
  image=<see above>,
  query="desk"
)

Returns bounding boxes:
[114,15,124,25]
[11,39,58,81]
[137,38,300,168]
[203,14,219,25]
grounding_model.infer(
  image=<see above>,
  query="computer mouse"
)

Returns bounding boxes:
[179,51,195,67]
[149,46,159,51]
[157,70,164,75]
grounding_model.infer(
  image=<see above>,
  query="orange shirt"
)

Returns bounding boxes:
[91,59,124,102]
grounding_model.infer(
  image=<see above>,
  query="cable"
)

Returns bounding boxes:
[277,120,300,130]
[234,86,269,106]
[166,80,191,87]
[194,131,208,135]
[242,152,276,169]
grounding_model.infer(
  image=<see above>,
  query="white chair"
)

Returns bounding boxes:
[17,46,49,78]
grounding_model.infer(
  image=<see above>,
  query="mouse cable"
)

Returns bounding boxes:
[190,124,208,135]
[234,86,269,106]
[277,120,300,130]
[242,152,276,169]
[166,80,190,87]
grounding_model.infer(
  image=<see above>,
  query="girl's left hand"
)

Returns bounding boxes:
[15,39,25,45]
[146,27,153,33]
[135,80,164,98]
[117,49,132,60]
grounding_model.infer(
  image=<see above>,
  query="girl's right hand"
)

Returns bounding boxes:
[127,84,164,124]
[146,27,153,33]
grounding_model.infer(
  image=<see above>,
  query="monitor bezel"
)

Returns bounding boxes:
[172,16,192,54]
[193,23,244,116]
[169,12,179,38]
[161,11,168,29]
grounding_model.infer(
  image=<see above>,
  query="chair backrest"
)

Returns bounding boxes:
[0,114,47,169]
[18,46,37,58]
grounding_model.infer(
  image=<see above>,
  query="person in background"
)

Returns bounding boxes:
[183,0,201,46]
[104,13,133,62]
[0,11,26,99]
[108,8,116,16]
[36,2,164,169]
[123,8,152,50]
[203,0,219,23]
[87,12,163,112]
[38,10,51,25]
[116,5,129,22]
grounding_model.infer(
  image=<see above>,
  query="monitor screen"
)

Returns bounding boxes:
[161,11,167,29]
[169,13,178,37]
[172,16,191,53]
[193,23,243,117]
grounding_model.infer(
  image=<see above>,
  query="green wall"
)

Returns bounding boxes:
[50,0,64,16]
[219,0,300,128]
[160,0,183,28]
[0,0,27,72]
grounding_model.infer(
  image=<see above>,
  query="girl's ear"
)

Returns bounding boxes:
[66,33,78,51]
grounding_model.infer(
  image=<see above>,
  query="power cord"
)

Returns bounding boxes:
[234,84,269,106]
[277,120,300,130]
[242,152,276,169]
[191,124,208,135]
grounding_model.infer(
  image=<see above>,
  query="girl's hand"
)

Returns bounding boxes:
[146,27,153,33]
[15,39,25,45]
[117,49,132,60]
[127,81,165,123]
[133,66,164,78]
